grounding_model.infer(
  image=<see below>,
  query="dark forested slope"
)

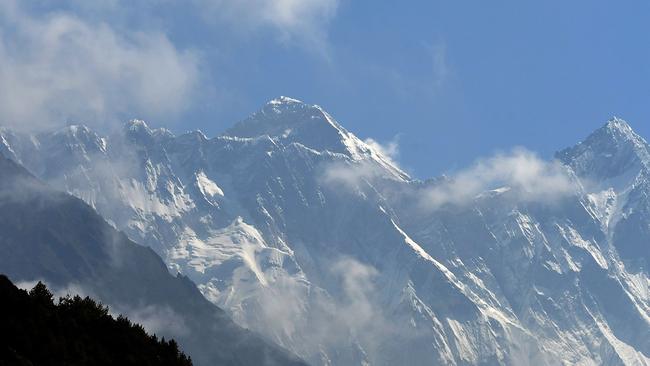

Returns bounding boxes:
[0,275,192,366]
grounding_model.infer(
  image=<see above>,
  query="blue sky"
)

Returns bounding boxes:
[2,1,649,178]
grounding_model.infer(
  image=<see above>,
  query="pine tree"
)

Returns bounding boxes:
[28,281,53,306]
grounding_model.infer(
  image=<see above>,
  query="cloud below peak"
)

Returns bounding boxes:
[422,148,575,210]
[321,145,576,209]
[364,137,399,161]
[320,136,403,190]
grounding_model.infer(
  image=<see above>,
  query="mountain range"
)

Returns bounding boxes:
[0,97,648,365]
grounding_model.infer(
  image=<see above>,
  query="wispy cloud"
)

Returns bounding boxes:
[422,148,575,209]
[120,305,190,338]
[321,160,385,190]
[364,137,400,162]
[321,146,575,209]
[0,1,201,132]
[252,257,398,364]
[425,39,449,89]
[320,136,403,189]
[198,0,340,52]
[329,257,382,332]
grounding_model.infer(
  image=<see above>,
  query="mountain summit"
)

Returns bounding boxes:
[226,96,409,180]
[557,117,650,182]
[225,96,341,140]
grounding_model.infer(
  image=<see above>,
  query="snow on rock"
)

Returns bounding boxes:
[1,107,649,366]
[196,171,224,197]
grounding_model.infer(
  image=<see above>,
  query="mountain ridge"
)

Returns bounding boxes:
[0,101,648,365]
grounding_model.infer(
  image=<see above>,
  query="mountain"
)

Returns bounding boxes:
[0,275,192,366]
[0,99,648,365]
[0,155,306,366]
[557,118,650,183]
[557,119,650,269]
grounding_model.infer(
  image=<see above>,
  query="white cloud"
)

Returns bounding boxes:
[0,1,201,131]
[199,0,339,50]
[426,40,448,88]
[329,257,380,331]
[321,160,383,191]
[252,257,394,363]
[321,147,575,209]
[364,137,399,161]
[121,305,189,338]
[321,136,402,190]
[423,148,575,209]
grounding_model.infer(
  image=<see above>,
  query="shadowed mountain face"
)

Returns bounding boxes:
[0,99,648,365]
[0,156,306,366]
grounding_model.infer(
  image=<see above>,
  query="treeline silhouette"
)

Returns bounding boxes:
[0,274,192,366]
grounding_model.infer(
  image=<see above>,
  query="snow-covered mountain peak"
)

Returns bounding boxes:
[600,117,648,153]
[225,96,341,139]
[125,119,152,135]
[225,97,410,180]
[556,118,650,184]
[43,124,107,155]
[122,119,174,145]
[267,95,304,105]
[604,116,634,135]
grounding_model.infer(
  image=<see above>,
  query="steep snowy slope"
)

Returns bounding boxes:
[0,156,306,366]
[388,119,650,364]
[1,99,648,365]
